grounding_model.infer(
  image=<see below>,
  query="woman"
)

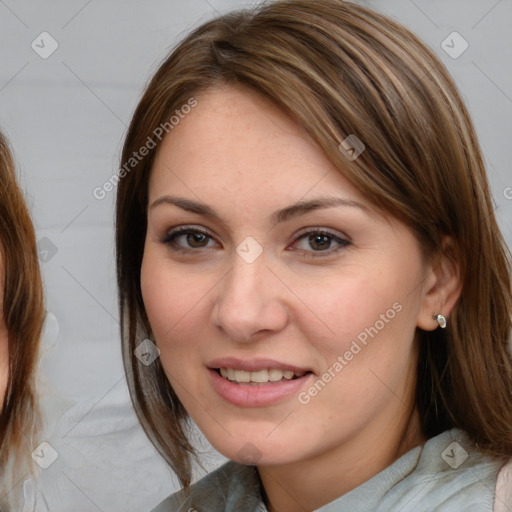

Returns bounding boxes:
[116,0,512,510]
[0,132,45,510]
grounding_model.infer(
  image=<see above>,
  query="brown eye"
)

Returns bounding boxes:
[308,234,332,251]
[292,229,351,256]
[186,232,209,248]
[161,227,218,251]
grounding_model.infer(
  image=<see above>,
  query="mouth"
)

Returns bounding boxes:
[215,367,310,385]
[207,358,314,407]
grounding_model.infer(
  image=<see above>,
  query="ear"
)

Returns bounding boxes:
[417,237,462,331]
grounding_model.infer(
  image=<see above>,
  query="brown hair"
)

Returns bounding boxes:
[116,0,512,487]
[0,132,45,507]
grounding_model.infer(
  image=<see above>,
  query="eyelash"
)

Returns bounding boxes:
[159,225,352,258]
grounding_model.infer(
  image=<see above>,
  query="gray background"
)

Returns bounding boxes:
[0,0,511,508]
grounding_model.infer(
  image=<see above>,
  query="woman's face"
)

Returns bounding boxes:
[141,86,437,467]
[0,252,8,403]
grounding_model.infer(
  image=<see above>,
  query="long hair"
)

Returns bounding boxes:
[0,132,45,508]
[116,0,512,487]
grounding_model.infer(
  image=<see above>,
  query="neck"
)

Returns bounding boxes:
[258,400,425,512]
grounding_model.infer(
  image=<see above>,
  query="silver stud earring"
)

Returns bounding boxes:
[433,314,447,329]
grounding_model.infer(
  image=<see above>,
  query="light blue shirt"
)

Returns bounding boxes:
[153,428,511,511]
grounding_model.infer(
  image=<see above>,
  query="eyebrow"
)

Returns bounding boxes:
[149,195,367,226]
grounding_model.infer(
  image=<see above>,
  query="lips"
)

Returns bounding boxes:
[207,357,313,406]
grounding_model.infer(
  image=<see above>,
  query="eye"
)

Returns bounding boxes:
[291,229,351,256]
[160,226,219,251]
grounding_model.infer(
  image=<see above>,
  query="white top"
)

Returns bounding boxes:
[21,380,174,512]
[153,428,512,512]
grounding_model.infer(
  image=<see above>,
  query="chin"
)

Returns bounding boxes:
[202,426,309,466]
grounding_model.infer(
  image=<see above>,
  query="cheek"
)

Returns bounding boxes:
[296,278,421,434]
[295,261,423,385]
[140,252,205,395]
[140,246,212,353]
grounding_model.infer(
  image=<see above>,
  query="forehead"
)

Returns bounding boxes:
[148,86,365,207]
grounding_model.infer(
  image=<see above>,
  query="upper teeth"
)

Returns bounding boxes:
[219,368,306,383]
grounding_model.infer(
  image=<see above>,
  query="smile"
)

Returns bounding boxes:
[217,368,307,384]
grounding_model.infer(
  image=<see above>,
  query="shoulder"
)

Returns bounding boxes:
[31,383,171,512]
[152,429,512,512]
[495,456,512,512]
[379,429,509,512]
[152,461,265,512]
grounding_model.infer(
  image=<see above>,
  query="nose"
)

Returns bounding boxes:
[211,251,289,343]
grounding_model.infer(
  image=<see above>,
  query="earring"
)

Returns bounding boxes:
[433,314,447,329]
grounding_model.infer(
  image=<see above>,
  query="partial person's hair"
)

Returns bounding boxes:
[0,132,45,508]
[116,0,512,487]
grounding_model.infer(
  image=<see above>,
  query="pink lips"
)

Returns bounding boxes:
[207,357,313,407]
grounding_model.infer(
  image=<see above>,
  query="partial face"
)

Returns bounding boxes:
[141,86,432,467]
[0,250,8,404]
